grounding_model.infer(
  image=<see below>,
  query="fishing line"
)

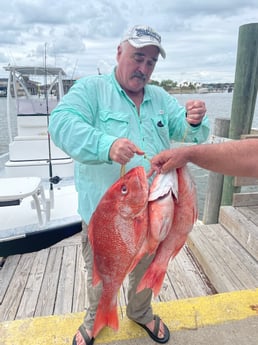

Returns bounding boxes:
[120,164,126,177]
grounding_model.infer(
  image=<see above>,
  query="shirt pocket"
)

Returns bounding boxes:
[99,110,130,137]
[150,114,170,148]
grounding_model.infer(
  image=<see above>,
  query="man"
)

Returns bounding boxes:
[148,139,258,177]
[49,25,210,345]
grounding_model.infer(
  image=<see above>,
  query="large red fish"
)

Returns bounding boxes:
[88,166,149,337]
[137,166,198,296]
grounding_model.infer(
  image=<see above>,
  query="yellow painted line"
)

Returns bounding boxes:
[1,288,257,345]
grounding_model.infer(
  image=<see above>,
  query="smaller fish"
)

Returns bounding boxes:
[137,166,198,296]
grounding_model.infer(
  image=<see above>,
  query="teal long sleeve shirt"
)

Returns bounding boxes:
[49,69,210,224]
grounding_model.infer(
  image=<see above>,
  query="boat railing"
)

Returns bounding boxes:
[17,98,58,115]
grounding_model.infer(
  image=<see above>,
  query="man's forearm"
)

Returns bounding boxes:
[187,139,258,177]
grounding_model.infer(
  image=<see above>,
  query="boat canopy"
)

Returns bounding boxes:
[3,66,66,76]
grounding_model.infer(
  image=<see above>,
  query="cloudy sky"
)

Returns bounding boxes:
[0,0,257,83]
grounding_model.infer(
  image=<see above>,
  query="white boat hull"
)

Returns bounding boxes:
[0,65,80,256]
[0,182,81,256]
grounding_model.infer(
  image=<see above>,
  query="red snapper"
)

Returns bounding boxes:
[137,166,198,296]
[88,166,149,337]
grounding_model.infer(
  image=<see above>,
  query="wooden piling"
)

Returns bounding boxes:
[221,22,258,205]
[202,118,230,224]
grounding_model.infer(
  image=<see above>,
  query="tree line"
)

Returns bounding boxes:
[149,79,234,92]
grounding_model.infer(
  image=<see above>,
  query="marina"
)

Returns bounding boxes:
[1,22,258,345]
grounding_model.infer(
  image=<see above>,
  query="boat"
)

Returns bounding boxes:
[198,87,209,94]
[0,66,81,257]
[0,86,7,97]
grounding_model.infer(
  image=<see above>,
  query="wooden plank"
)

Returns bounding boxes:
[234,176,258,187]
[237,206,258,226]
[200,224,258,284]
[219,206,258,260]
[157,270,177,302]
[213,224,258,278]
[51,232,81,248]
[233,192,258,206]
[72,244,86,313]
[54,245,77,315]
[233,135,258,208]
[0,253,35,321]
[166,246,214,300]
[188,225,235,293]
[0,255,20,304]
[188,224,258,293]
[34,246,63,317]
[16,249,49,319]
[241,134,258,139]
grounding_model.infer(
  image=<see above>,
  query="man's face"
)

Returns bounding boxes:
[116,42,159,94]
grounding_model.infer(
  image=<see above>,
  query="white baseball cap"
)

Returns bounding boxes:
[121,25,166,59]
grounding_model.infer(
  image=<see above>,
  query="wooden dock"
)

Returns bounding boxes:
[0,234,214,322]
[0,201,257,323]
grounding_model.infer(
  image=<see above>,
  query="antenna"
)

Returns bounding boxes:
[71,59,78,80]
[44,43,53,195]
[44,43,61,209]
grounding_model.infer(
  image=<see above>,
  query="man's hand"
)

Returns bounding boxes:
[186,100,206,126]
[109,138,144,165]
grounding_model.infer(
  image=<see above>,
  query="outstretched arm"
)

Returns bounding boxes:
[149,139,258,178]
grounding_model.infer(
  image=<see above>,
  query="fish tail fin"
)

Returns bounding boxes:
[92,302,119,337]
[136,264,166,297]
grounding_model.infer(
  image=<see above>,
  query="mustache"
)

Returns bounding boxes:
[131,71,147,82]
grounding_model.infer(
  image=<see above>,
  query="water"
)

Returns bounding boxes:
[174,92,258,219]
[1,93,258,219]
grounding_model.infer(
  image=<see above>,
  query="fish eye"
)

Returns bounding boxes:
[121,184,128,195]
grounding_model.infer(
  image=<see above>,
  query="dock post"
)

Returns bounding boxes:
[221,22,258,205]
[202,118,230,224]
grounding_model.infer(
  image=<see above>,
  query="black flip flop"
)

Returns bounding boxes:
[72,325,95,345]
[136,315,170,344]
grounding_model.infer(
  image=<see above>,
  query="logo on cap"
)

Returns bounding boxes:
[134,28,161,43]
